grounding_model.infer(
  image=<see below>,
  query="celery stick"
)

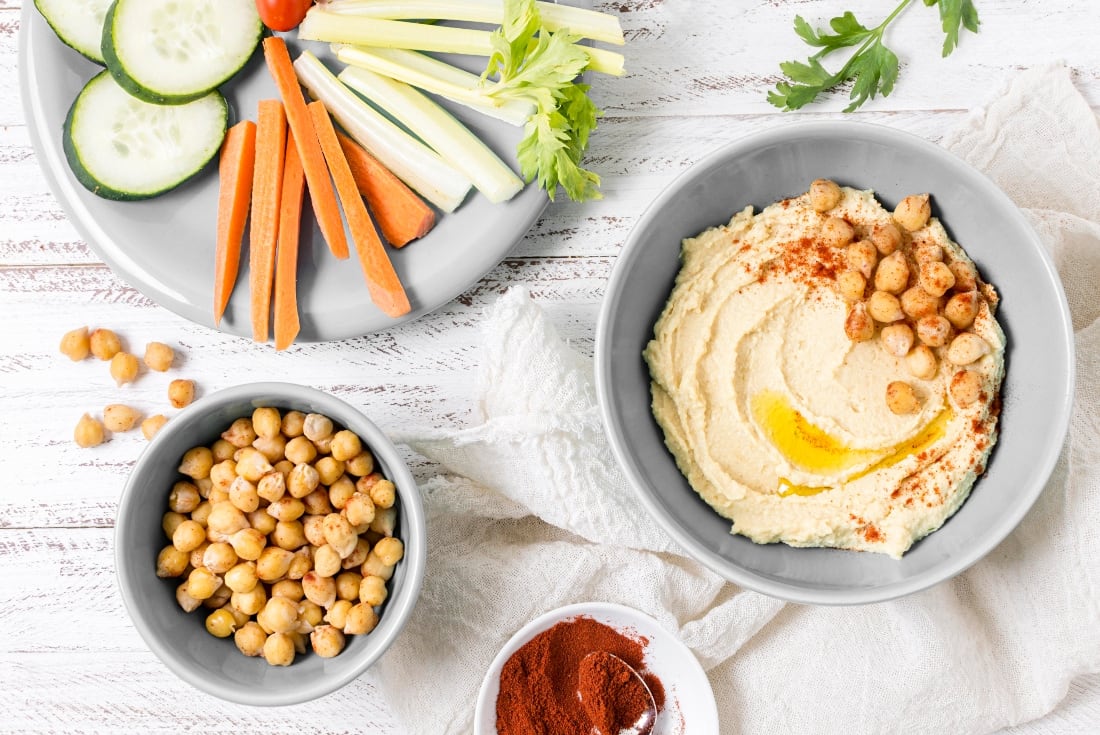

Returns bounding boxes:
[334,45,534,126]
[292,50,471,212]
[321,0,625,46]
[339,66,524,203]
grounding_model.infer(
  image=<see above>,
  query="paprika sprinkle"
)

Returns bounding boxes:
[495,615,665,735]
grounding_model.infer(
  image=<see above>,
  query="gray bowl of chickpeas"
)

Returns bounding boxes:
[115,382,426,705]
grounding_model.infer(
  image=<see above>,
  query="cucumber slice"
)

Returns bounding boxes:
[63,71,228,201]
[101,0,262,105]
[34,0,113,64]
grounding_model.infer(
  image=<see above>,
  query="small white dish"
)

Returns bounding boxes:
[474,602,718,734]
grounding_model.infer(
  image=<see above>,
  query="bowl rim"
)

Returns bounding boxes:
[594,119,1075,605]
[114,381,427,705]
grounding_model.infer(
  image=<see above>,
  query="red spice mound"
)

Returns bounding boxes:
[577,651,654,734]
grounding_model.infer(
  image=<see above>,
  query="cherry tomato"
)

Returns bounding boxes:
[256,0,314,32]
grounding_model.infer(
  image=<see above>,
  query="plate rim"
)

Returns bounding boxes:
[594,119,1076,606]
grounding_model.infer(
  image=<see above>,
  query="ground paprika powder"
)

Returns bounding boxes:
[495,615,665,735]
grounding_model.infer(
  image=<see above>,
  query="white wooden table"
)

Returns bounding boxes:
[3,1,1098,732]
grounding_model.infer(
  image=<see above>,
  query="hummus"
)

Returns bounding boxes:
[644,186,1005,558]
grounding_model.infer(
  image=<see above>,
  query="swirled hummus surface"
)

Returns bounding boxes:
[644,186,1004,558]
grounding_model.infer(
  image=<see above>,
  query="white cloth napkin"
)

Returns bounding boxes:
[378,64,1100,734]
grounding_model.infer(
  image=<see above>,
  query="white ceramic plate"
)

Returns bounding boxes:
[474,602,719,734]
[18,5,574,341]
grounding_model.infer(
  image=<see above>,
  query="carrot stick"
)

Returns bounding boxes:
[336,130,435,248]
[214,120,257,326]
[249,100,287,343]
[262,36,349,260]
[308,100,411,318]
[274,131,305,350]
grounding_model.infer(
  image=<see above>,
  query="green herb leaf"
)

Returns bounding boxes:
[793,12,872,55]
[844,40,899,111]
[937,0,980,56]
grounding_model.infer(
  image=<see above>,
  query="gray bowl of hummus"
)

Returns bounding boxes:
[595,121,1073,605]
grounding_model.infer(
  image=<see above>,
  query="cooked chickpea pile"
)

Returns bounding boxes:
[60,326,191,447]
[809,180,995,416]
[156,408,404,666]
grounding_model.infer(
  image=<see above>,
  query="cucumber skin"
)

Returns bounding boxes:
[62,71,228,201]
[100,0,263,106]
[34,0,107,65]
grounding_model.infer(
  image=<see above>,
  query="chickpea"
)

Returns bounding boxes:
[336,571,363,601]
[207,501,249,536]
[913,243,944,264]
[845,240,878,280]
[311,458,342,488]
[231,584,267,616]
[273,520,308,551]
[946,332,990,365]
[189,541,211,569]
[162,511,186,540]
[284,435,318,465]
[224,561,259,593]
[361,552,395,582]
[345,450,374,477]
[191,502,213,527]
[251,407,282,440]
[281,410,306,438]
[303,487,334,516]
[820,217,854,249]
[168,378,197,408]
[89,328,122,360]
[287,548,313,580]
[60,326,91,361]
[251,434,287,464]
[950,260,979,292]
[257,596,300,635]
[298,600,324,631]
[945,291,980,330]
[323,514,358,558]
[235,622,268,657]
[202,583,233,610]
[885,381,921,415]
[287,463,320,499]
[314,544,343,578]
[108,352,140,386]
[867,291,904,324]
[894,194,931,231]
[809,179,841,212]
[880,324,915,358]
[143,342,174,372]
[302,571,337,608]
[359,575,388,607]
[368,479,396,510]
[178,446,213,480]
[272,579,304,602]
[303,413,334,442]
[256,546,295,583]
[906,344,939,380]
[209,460,237,494]
[370,507,397,538]
[142,414,168,440]
[267,496,306,523]
[257,471,286,504]
[167,482,200,514]
[834,271,865,303]
[187,568,222,600]
[247,509,277,536]
[156,545,190,578]
[330,475,357,509]
[228,477,260,513]
[900,287,941,320]
[844,302,874,342]
[374,537,405,567]
[176,582,202,613]
[273,459,294,477]
[74,413,105,448]
[235,447,274,484]
[342,537,371,569]
[344,602,379,636]
[172,520,206,553]
[203,542,238,575]
[324,600,353,629]
[195,477,213,498]
[873,251,910,295]
[342,494,374,529]
[950,369,984,407]
[915,315,952,348]
[310,625,346,658]
[918,261,956,297]
[263,632,296,666]
[221,418,256,448]
[313,433,335,456]
[870,222,902,256]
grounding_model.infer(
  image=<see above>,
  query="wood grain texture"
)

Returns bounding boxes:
[4,0,1100,732]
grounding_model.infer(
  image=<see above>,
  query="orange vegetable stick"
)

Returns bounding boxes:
[308,101,411,318]
[262,36,349,260]
[249,99,287,343]
[336,130,435,248]
[274,131,305,350]
[214,120,257,326]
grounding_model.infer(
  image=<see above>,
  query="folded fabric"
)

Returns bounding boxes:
[378,63,1100,734]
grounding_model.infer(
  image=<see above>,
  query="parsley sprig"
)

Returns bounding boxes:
[483,0,603,202]
[768,0,980,112]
